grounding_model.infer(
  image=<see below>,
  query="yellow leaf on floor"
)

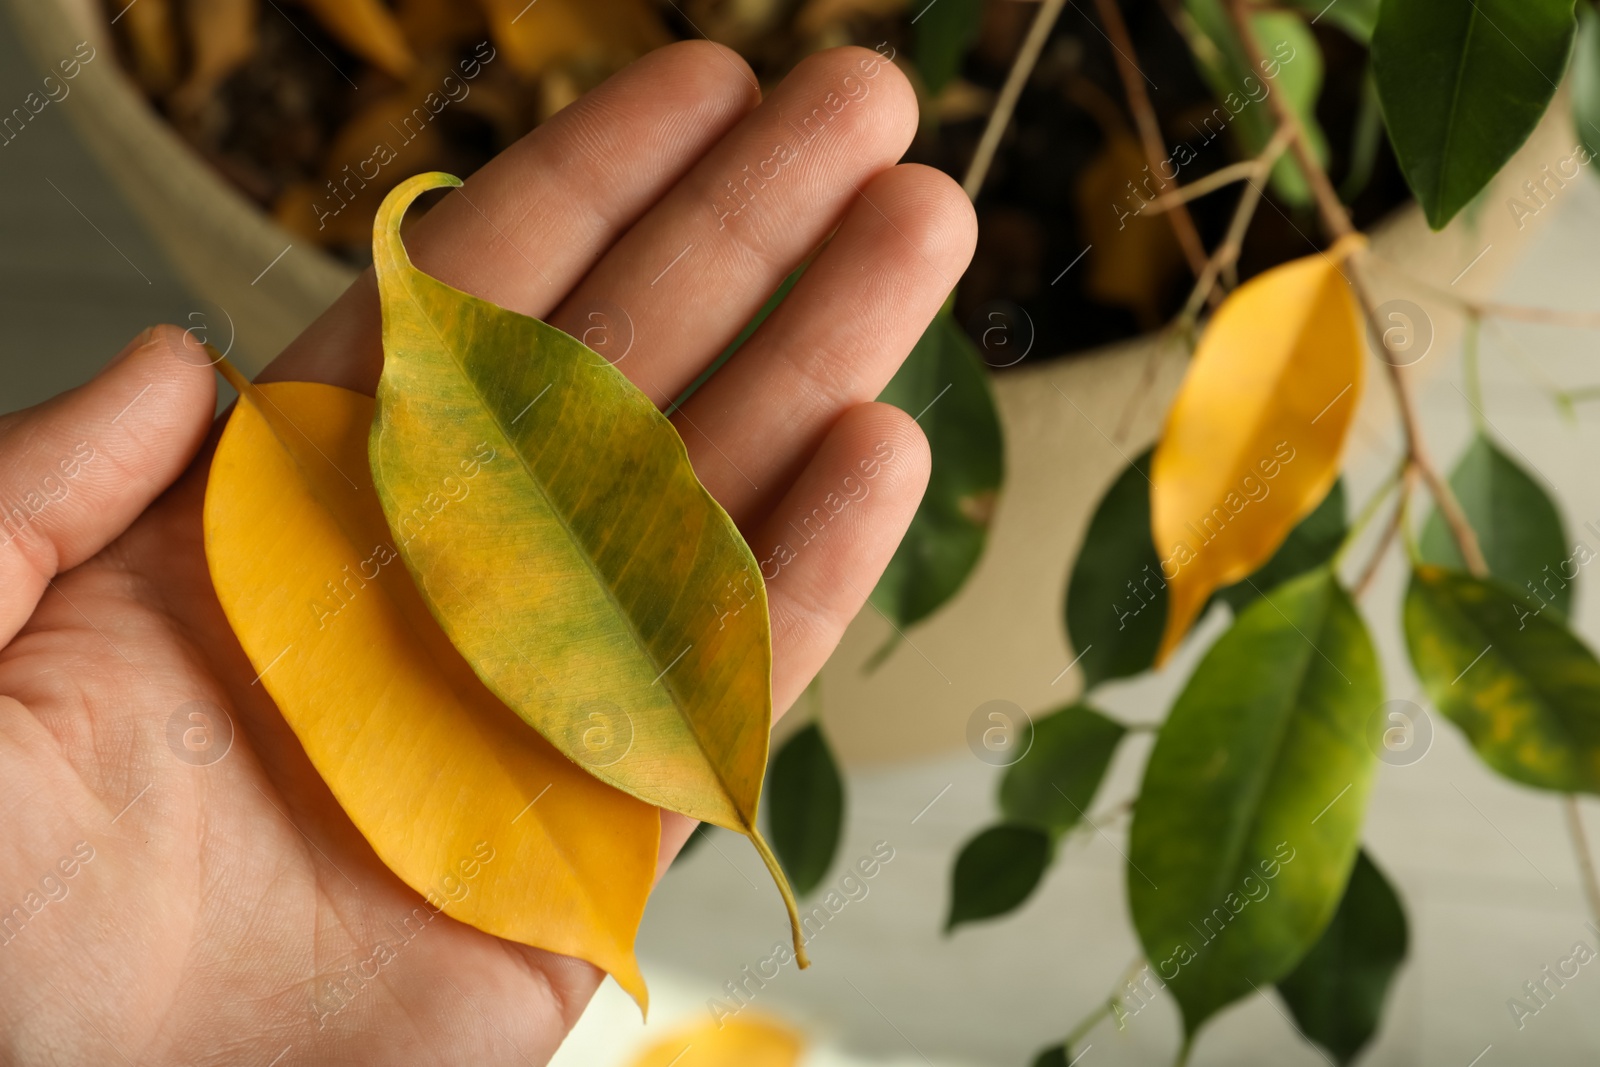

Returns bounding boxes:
[627,1015,805,1067]
[204,370,659,1010]
[1151,237,1366,663]
[1075,134,1185,330]
[477,0,671,80]
[298,0,417,80]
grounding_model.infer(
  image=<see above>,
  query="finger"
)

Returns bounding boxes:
[657,401,929,869]
[263,40,761,392]
[673,162,975,524]
[548,45,919,406]
[0,326,215,645]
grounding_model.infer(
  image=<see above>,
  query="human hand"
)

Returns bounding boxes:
[0,41,974,1065]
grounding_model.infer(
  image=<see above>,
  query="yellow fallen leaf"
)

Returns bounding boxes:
[1151,236,1365,663]
[204,367,659,1009]
[369,171,809,965]
[627,1015,805,1067]
[120,0,180,95]
[297,0,417,80]
[476,0,670,80]
[171,0,256,119]
[1075,134,1186,330]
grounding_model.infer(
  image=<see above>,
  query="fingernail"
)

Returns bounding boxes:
[108,326,160,368]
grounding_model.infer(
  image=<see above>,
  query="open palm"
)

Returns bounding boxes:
[0,42,974,1066]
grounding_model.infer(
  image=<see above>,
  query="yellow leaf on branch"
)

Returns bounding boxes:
[369,172,809,965]
[204,370,659,1009]
[626,1016,805,1067]
[1151,236,1366,663]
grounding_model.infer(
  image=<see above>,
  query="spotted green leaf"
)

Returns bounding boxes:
[872,310,1004,631]
[1128,568,1381,1038]
[369,172,807,962]
[1404,565,1600,793]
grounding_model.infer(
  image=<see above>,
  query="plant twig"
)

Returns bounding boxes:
[1566,796,1600,927]
[1089,0,1214,297]
[1222,0,1488,578]
[1352,465,1416,599]
[962,0,1070,200]
[1177,124,1294,322]
[1362,255,1600,331]
[1143,157,1264,214]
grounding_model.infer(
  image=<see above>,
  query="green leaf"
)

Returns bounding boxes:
[1284,0,1378,42]
[999,704,1126,836]
[915,0,984,96]
[1373,0,1577,229]
[1576,5,1600,165]
[1404,565,1600,792]
[1128,568,1381,1038]
[767,722,845,897]
[946,823,1053,931]
[1219,480,1346,612]
[369,172,808,962]
[1064,448,1165,690]
[1183,0,1328,205]
[872,311,1004,630]
[1029,1045,1069,1067]
[1420,433,1573,618]
[1277,849,1408,1065]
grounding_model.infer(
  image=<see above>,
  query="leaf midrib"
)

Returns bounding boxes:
[393,266,751,831]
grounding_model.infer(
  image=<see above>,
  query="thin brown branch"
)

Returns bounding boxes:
[1567,797,1600,926]
[1222,0,1487,577]
[1177,124,1293,321]
[1091,0,1215,298]
[1363,254,1600,331]
[962,0,1071,200]
[1353,465,1415,598]
[1143,158,1262,214]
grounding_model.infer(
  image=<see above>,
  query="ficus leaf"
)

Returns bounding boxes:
[767,721,845,897]
[368,172,807,962]
[1029,1045,1070,1067]
[1420,433,1573,618]
[1151,242,1364,664]
[946,823,1054,932]
[1404,565,1600,793]
[1128,569,1381,1038]
[872,310,1004,632]
[1182,0,1328,205]
[1373,0,1577,230]
[915,0,984,96]
[203,370,659,1008]
[1576,5,1600,165]
[1218,479,1346,613]
[1064,448,1166,690]
[999,704,1126,837]
[625,1015,804,1067]
[1278,849,1408,1066]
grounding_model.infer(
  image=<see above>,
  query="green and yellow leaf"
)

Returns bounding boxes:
[204,371,659,1008]
[1404,565,1600,793]
[1151,241,1364,664]
[368,172,807,961]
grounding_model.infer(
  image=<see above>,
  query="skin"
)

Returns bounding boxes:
[0,42,975,1066]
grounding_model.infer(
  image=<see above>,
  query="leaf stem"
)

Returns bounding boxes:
[1352,465,1417,599]
[1462,313,1486,431]
[749,827,812,968]
[1566,796,1600,926]
[961,0,1069,200]
[1088,0,1215,298]
[1221,0,1488,579]
[212,353,252,398]
[1059,956,1145,1050]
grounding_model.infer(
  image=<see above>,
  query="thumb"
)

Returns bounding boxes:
[0,325,216,645]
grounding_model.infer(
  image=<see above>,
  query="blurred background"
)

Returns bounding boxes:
[7,0,1600,1064]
